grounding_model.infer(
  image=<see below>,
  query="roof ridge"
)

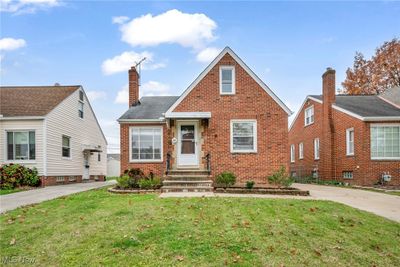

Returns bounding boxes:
[0,85,81,88]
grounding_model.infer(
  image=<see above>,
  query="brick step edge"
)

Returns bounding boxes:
[161,188,213,193]
[108,187,161,194]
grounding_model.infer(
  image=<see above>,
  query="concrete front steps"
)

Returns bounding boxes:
[162,169,213,193]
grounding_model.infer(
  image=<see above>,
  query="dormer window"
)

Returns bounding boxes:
[220,66,235,95]
[304,105,314,126]
[78,90,84,119]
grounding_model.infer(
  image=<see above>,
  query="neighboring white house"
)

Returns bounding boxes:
[107,153,120,177]
[0,85,107,186]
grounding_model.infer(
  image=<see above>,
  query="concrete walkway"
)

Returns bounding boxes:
[0,180,116,213]
[160,184,400,222]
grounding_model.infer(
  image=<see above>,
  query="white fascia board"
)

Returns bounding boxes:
[332,104,364,120]
[166,47,292,115]
[363,117,400,121]
[164,112,211,119]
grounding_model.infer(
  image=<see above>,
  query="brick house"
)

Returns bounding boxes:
[289,68,400,186]
[118,47,292,191]
[0,85,107,186]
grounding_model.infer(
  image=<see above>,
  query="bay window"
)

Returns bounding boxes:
[130,127,162,161]
[231,120,257,153]
[7,131,36,160]
[370,125,400,159]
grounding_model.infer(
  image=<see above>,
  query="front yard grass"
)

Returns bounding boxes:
[1,188,399,266]
[0,188,25,195]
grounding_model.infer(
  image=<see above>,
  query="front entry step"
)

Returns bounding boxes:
[162,169,213,193]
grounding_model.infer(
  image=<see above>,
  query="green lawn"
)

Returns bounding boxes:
[1,188,399,266]
[0,188,25,195]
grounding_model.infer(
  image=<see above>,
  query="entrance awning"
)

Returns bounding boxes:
[82,144,103,153]
[164,112,211,119]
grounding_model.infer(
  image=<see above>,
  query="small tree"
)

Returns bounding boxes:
[268,166,293,188]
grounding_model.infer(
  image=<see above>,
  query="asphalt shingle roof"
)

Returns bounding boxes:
[380,86,400,107]
[0,85,80,117]
[309,94,400,117]
[119,96,179,120]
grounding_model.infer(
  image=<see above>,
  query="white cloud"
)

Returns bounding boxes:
[114,81,171,104]
[196,47,220,63]
[114,84,129,104]
[0,37,26,51]
[0,0,61,14]
[119,9,217,49]
[112,16,129,24]
[86,90,107,102]
[101,51,166,75]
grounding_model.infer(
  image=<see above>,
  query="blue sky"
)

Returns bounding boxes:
[1,1,400,152]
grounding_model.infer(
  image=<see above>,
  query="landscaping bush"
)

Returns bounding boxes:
[215,172,236,188]
[246,180,255,189]
[268,166,293,188]
[138,177,162,190]
[121,168,145,189]
[116,175,131,189]
[0,164,40,189]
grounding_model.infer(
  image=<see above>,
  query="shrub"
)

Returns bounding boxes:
[245,180,255,189]
[121,168,145,189]
[215,172,236,188]
[116,175,131,189]
[267,166,293,188]
[0,164,40,189]
[138,177,162,190]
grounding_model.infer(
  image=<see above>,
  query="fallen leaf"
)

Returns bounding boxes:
[314,249,322,257]
[176,255,184,262]
[9,238,16,246]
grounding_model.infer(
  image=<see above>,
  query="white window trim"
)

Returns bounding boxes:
[299,142,304,159]
[230,119,257,153]
[62,135,72,159]
[219,66,235,95]
[290,144,295,163]
[346,128,354,156]
[314,138,320,160]
[370,124,400,160]
[129,126,163,163]
[304,105,314,126]
[5,130,36,162]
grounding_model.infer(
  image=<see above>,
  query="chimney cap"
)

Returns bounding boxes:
[322,67,336,77]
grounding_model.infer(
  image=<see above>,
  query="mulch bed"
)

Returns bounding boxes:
[108,187,161,194]
[215,187,310,196]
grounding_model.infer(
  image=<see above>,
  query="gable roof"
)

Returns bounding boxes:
[166,46,292,116]
[118,96,179,121]
[0,85,80,117]
[311,94,400,117]
[379,86,400,108]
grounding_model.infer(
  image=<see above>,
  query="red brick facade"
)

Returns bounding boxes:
[40,175,105,187]
[119,52,290,184]
[289,69,400,186]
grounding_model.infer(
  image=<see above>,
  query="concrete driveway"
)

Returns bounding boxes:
[0,180,116,213]
[294,183,400,223]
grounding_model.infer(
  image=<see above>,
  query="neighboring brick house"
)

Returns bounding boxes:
[118,47,292,191]
[289,68,400,186]
[0,85,107,186]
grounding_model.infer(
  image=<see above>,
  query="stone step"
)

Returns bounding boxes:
[167,169,210,176]
[162,180,213,187]
[164,175,210,181]
[161,186,213,193]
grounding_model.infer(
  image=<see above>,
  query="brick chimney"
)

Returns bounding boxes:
[322,67,336,105]
[321,67,336,182]
[129,66,140,107]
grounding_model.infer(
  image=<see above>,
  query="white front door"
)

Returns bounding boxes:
[83,152,90,180]
[177,121,199,167]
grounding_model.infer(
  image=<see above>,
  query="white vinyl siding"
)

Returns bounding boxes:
[304,106,314,126]
[299,142,304,159]
[290,144,295,163]
[220,66,235,95]
[46,89,107,176]
[346,128,354,156]
[129,127,163,162]
[314,138,320,160]
[230,120,257,153]
[370,125,400,160]
[0,119,44,174]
